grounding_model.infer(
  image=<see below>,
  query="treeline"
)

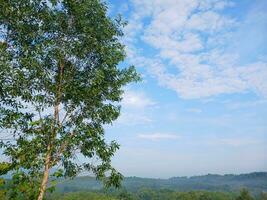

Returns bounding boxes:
[54,172,267,194]
[1,177,267,200]
[1,172,267,199]
[48,189,267,200]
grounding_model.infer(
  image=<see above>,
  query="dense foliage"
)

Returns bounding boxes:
[0,0,139,199]
[1,177,267,200]
[47,189,267,200]
[51,172,267,194]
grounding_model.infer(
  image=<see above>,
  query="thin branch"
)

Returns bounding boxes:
[51,131,75,165]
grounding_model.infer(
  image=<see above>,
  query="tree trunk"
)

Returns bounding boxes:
[37,58,64,200]
[37,145,51,200]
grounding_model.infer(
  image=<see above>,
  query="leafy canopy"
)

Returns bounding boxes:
[0,0,139,198]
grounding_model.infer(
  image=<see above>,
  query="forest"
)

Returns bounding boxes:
[47,189,267,200]
[50,172,267,199]
[1,172,267,199]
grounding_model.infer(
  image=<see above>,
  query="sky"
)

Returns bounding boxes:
[104,0,267,178]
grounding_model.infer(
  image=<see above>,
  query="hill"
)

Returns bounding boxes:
[55,172,267,194]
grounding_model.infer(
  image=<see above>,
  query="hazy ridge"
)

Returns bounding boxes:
[56,172,267,194]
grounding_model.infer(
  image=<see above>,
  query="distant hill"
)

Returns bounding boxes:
[55,172,267,194]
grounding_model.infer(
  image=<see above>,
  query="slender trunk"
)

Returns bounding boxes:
[37,59,64,200]
[37,145,51,200]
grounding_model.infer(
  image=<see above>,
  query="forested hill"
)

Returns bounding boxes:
[56,172,267,194]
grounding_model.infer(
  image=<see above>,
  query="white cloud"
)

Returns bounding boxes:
[125,0,267,99]
[186,10,236,33]
[114,89,155,125]
[198,0,235,11]
[121,89,156,109]
[138,133,180,141]
[239,62,267,97]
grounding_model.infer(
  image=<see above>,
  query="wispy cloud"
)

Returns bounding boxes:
[121,89,156,109]
[124,0,267,99]
[138,133,180,141]
[115,89,155,125]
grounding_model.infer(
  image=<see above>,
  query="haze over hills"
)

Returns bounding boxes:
[55,172,267,194]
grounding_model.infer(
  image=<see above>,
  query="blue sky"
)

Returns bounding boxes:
[104,0,267,178]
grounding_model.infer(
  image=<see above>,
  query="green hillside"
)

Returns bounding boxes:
[55,172,267,194]
[48,189,267,200]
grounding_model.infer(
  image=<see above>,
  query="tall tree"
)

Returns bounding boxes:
[0,0,139,199]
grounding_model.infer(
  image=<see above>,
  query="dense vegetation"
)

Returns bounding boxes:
[48,172,267,200]
[2,172,266,200]
[3,173,266,200]
[1,171,266,200]
[47,189,267,200]
[53,172,267,194]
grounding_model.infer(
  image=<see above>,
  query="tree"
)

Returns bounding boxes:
[0,0,139,199]
[236,189,254,200]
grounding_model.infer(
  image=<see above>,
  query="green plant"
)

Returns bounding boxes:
[0,0,139,199]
